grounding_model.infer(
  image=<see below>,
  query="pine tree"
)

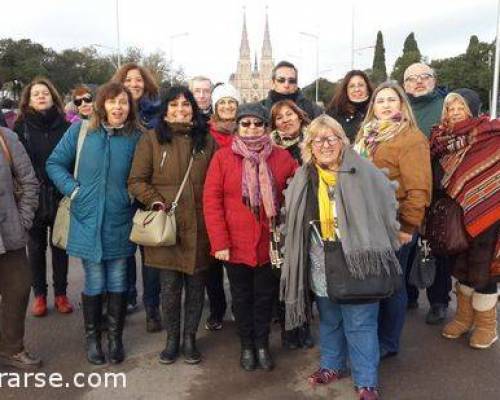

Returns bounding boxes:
[371,31,387,85]
[390,33,422,84]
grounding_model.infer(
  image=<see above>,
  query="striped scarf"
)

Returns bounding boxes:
[430,116,500,237]
[355,113,402,159]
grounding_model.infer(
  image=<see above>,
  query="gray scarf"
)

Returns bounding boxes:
[280,147,402,330]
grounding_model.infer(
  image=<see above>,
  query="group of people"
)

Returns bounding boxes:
[0,58,498,400]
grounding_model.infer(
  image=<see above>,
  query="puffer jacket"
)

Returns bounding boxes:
[0,128,39,253]
[46,122,140,262]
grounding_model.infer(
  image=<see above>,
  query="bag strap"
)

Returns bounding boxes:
[169,154,194,215]
[74,120,89,179]
[0,128,13,167]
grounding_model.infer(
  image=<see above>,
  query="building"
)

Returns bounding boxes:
[229,11,274,103]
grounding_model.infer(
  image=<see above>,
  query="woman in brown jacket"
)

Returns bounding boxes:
[128,86,215,365]
[355,81,432,359]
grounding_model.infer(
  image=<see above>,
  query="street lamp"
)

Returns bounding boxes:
[491,0,500,118]
[91,44,120,69]
[300,31,319,104]
[169,32,190,85]
[115,0,121,68]
[352,45,375,69]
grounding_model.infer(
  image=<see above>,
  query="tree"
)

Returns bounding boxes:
[390,32,422,83]
[371,31,387,84]
[303,78,337,106]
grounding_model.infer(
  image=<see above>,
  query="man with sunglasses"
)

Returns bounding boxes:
[261,61,322,120]
[403,62,451,327]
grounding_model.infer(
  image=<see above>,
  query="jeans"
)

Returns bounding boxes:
[28,220,69,296]
[0,249,31,356]
[316,297,379,388]
[82,258,127,296]
[379,234,417,354]
[225,263,278,347]
[205,259,227,321]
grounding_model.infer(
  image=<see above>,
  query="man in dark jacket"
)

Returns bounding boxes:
[0,127,41,369]
[189,76,213,124]
[403,62,451,325]
[261,61,322,120]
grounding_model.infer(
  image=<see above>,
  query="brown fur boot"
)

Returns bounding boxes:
[469,292,498,349]
[442,282,474,339]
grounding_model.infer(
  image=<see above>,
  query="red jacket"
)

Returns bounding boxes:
[203,145,298,267]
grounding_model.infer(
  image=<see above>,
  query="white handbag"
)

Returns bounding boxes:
[129,156,194,247]
[52,121,88,249]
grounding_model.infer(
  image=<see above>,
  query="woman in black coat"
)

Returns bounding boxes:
[326,70,374,143]
[14,77,72,317]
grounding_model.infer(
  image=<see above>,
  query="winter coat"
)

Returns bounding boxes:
[46,122,140,262]
[203,145,298,267]
[370,127,432,234]
[327,100,369,143]
[128,129,216,275]
[15,107,70,224]
[138,96,161,130]
[0,128,39,254]
[261,90,323,121]
[408,90,444,138]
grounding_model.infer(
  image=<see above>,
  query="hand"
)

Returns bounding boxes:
[398,231,413,245]
[214,249,230,261]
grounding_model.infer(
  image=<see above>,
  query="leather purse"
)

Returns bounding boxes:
[52,121,88,249]
[323,240,401,302]
[408,238,436,289]
[424,195,470,256]
[129,156,194,247]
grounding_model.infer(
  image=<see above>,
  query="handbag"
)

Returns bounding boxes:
[52,121,89,249]
[0,128,23,203]
[323,239,401,302]
[409,237,436,289]
[129,155,194,247]
[424,195,470,256]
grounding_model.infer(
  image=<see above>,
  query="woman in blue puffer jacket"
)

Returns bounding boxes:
[46,82,142,366]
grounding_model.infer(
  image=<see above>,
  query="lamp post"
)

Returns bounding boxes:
[300,31,319,104]
[169,32,190,85]
[352,45,375,69]
[491,0,500,118]
[115,0,121,68]
[92,43,120,69]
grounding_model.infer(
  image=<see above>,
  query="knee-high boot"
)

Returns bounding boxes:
[107,292,127,364]
[82,293,105,365]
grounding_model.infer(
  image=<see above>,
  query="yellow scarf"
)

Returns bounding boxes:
[316,165,338,240]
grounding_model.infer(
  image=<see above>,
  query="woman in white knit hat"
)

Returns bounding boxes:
[204,83,242,332]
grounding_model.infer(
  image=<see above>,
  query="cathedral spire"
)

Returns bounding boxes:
[239,7,250,59]
[261,7,272,58]
[254,53,258,72]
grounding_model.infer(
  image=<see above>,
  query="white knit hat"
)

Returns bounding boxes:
[211,84,241,109]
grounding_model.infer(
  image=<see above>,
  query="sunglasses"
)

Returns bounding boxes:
[275,77,297,85]
[74,96,93,107]
[239,120,265,128]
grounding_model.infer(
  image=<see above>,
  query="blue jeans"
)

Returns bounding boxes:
[316,296,380,388]
[378,234,417,354]
[82,258,127,296]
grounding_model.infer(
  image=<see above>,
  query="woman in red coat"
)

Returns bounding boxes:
[203,102,298,372]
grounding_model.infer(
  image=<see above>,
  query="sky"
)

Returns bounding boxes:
[1,0,498,87]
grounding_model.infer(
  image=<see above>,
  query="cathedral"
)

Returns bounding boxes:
[229,11,274,103]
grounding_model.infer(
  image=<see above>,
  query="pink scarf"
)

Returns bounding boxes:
[231,134,277,219]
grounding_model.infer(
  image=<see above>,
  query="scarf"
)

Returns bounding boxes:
[271,129,301,149]
[280,148,401,330]
[316,165,337,240]
[167,122,192,136]
[355,113,403,159]
[138,96,161,129]
[209,118,237,148]
[231,134,277,219]
[430,116,500,237]
[269,90,299,104]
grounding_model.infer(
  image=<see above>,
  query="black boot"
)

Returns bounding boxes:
[281,327,300,350]
[298,323,314,349]
[100,293,108,331]
[240,340,256,371]
[82,293,106,365]
[107,292,127,364]
[183,334,201,364]
[159,333,180,364]
[256,341,274,371]
[145,305,162,333]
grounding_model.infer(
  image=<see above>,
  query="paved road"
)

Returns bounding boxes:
[2,256,500,400]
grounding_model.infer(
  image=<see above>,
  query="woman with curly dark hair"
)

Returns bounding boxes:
[327,70,374,143]
[128,86,215,365]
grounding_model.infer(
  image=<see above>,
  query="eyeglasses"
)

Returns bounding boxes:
[74,96,93,107]
[239,120,265,128]
[275,77,297,85]
[404,73,434,84]
[312,136,340,147]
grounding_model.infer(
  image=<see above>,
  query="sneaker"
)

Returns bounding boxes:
[357,387,380,400]
[54,295,74,314]
[0,350,41,370]
[379,348,398,360]
[32,295,47,317]
[308,368,346,386]
[205,317,223,331]
[126,298,138,314]
[425,303,447,325]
